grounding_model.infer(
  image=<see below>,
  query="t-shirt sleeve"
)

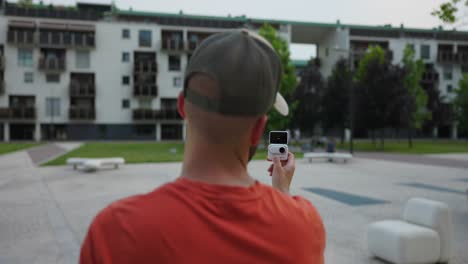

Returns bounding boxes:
[79,205,134,264]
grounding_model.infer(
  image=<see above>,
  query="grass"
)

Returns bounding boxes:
[337,139,468,154]
[0,143,42,156]
[44,142,303,166]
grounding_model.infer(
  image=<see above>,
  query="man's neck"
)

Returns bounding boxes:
[180,140,255,187]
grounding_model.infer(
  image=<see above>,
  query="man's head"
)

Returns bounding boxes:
[178,29,288,162]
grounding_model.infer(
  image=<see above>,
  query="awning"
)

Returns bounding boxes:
[67,23,95,32]
[8,20,36,29]
[39,22,67,30]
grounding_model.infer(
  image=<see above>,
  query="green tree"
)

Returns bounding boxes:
[455,74,468,136]
[355,46,407,149]
[432,0,468,24]
[259,24,298,131]
[322,58,352,142]
[402,44,431,147]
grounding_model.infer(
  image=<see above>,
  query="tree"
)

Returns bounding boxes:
[321,58,352,142]
[292,58,323,135]
[454,74,468,136]
[432,0,468,24]
[402,44,430,147]
[355,46,407,149]
[259,24,298,131]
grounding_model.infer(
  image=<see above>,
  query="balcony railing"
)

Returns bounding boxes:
[188,39,200,51]
[70,82,95,97]
[162,38,184,51]
[5,5,102,21]
[7,30,35,45]
[10,107,36,119]
[352,48,393,62]
[134,61,157,73]
[421,71,439,84]
[132,109,181,121]
[457,51,468,65]
[0,81,5,95]
[69,107,95,120]
[38,32,95,48]
[437,51,457,63]
[133,84,158,97]
[39,57,66,71]
[0,107,10,119]
[0,55,5,70]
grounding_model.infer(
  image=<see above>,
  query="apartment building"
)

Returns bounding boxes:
[0,1,466,141]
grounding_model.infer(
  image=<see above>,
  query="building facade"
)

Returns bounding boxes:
[0,1,465,141]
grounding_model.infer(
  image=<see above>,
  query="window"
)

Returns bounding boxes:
[18,48,33,67]
[45,97,60,117]
[46,74,60,83]
[443,68,453,80]
[122,29,130,39]
[161,124,183,140]
[173,77,182,87]
[420,45,430,59]
[122,52,130,62]
[24,72,33,83]
[447,84,453,93]
[169,55,181,71]
[122,99,130,109]
[408,44,415,51]
[76,50,90,68]
[122,76,130,85]
[139,30,152,47]
[139,99,152,109]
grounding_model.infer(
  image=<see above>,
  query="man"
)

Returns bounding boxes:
[80,29,326,263]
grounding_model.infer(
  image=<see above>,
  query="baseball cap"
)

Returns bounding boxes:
[183,29,289,116]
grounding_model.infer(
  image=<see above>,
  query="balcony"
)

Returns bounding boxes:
[38,31,95,48]
[457,51,468,65]
[162,38,184,51]
[70,82,95,97]
[10,107,36,120]
[133,84,158,97]
[134,61,157,73]
[437,51,457,64]
[39,57,66,71]
[0,107,10,119]
[7,30,35,45]
[69,107,95,120]
[5,4,102,21]
[421,71,439,84]
[0,55,5,70]
[132,109,181,121]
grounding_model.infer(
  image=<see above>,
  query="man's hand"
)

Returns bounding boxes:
[267,152,295,195]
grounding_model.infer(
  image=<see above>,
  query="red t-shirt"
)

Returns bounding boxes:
[80,178,326,264]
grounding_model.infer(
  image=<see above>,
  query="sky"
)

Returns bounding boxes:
[26,0,460,59]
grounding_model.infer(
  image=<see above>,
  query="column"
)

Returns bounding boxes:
[4,122,9,142]
[34,123,41,142]
[156,123,161,141]
[432,126,439,139]
[451,122,458,140]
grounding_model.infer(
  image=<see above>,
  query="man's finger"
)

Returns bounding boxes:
[286,152,295,167]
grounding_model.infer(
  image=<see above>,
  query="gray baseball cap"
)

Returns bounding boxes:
[183,29,289,117]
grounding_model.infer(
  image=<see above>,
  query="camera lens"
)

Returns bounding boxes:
[279,147,285,153]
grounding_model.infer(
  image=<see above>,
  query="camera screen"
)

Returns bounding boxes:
[269,131,288,144]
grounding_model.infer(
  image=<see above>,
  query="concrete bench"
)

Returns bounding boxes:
[67,157,125,171]
[304,152,353,163]
[367,198,452,264]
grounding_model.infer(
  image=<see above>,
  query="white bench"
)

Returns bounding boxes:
[67,157,125,171]
[367,198,452,264]
[303,152,353,163]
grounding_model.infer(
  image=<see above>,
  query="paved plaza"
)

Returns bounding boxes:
[0,145,467,264]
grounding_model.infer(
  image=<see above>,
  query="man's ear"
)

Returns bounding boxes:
[251,115,267,146]
[177,91,186,119]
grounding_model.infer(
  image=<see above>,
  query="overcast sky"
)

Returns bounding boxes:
[27,0,463,59]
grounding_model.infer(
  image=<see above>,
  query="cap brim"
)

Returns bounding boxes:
[273,93,289,116]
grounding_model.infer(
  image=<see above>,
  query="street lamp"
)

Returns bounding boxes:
[333,46,354,154]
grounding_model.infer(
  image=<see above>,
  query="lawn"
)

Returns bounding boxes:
[44,142,302,166]
[0,143,42,156]
[338,140,468,154]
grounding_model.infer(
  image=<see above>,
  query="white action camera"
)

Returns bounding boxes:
[268,131,289,161]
